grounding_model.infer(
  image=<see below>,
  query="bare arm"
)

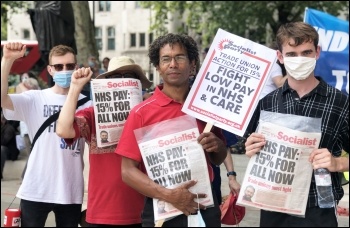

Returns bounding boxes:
[121,157,206,216]
[272,75,287,88]
[1,42,26,110]
[56,67,92,139]
[223,148,241,195]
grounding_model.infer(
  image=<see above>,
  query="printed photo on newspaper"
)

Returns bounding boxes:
[237,120,321,216]
[91,78,143,148]
[134,115,214,221]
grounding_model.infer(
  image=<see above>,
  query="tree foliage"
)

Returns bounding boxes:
[140,1,349,47]
[1,1,28,22]
[1,1,29,39]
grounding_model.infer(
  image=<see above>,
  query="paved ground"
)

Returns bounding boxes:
[1,146,348,227]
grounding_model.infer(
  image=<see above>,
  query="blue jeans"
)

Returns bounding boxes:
[20,199,82,227]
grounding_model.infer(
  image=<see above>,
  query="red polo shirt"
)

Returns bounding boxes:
[115,86,226,182]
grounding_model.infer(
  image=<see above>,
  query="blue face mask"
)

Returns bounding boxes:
[53,71,73,88]
[88,61,95,68]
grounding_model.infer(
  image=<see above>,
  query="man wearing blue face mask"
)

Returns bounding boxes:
[244,22,349,227]
[1,42,92,226]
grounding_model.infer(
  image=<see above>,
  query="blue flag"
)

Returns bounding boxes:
[304,8,349,95]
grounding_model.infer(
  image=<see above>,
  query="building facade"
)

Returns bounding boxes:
[7,1,162,86]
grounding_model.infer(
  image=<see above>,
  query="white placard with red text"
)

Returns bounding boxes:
[182,28,277,136]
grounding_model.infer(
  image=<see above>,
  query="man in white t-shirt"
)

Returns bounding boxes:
[259,61,287,99]
[1,42,92,226]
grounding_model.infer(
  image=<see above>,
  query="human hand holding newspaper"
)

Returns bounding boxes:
[166,180,207,215]
[237,113,322,216]
[245,132,266,157]
[135,116,215,226]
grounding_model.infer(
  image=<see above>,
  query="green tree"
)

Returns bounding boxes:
[71,1,99,66]
[1,17,7,40]
[1,1,28,22]
[1,1,28,39]
[141,1,349,47]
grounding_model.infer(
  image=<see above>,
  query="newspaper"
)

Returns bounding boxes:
[237,121,321,216]
[91,78,143,148]
[134,115,214,221]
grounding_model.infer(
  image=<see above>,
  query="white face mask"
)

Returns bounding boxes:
[188,210,206,227]
[283,56,316,80]
[187,194,206,227]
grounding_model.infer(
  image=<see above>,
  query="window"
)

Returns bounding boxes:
[95,27,102,50]
[107,27,115,50]
[139,33,145,47]
[22,29,30,39]
[130,33,136,47]
[149,33,154,45]
[98,1,111,12]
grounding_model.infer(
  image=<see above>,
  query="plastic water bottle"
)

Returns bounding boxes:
[314,168,334,208]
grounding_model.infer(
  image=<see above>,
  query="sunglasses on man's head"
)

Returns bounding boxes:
[50,63,76,71]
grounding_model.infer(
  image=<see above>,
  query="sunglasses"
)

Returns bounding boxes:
[105,73,137,79]
[50,63,76,71]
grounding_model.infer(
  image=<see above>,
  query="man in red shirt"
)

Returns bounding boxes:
[115,33,227,227]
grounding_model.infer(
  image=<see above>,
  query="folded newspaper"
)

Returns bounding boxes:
[134,115,214,221]
[237,111,322,216]
[91,78,143,148]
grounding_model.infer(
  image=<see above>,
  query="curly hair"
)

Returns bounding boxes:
[148,33,199,68]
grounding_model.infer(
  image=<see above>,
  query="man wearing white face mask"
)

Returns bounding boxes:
[1,42,92,226]
[244,22,349,227]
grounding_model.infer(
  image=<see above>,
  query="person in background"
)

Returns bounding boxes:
[1,41,91,226]
[87,55,105,76]
[1,111,20,179]
[15,72,40,93]
[15,72,41,180]
[102,57,110,72]
[56,55,152,226]
[81,55,105,99]
[244,21,349,227]
[259,42,287,99]
[116,33,227,227]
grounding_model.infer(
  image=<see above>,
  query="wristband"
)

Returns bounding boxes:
[227,171,237,177]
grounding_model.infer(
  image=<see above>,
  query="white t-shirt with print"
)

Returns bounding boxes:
[3,88,92,204]
[259,61,283,99]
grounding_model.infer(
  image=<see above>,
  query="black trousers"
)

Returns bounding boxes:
[260,206,337,227]
[141,187,221,227]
